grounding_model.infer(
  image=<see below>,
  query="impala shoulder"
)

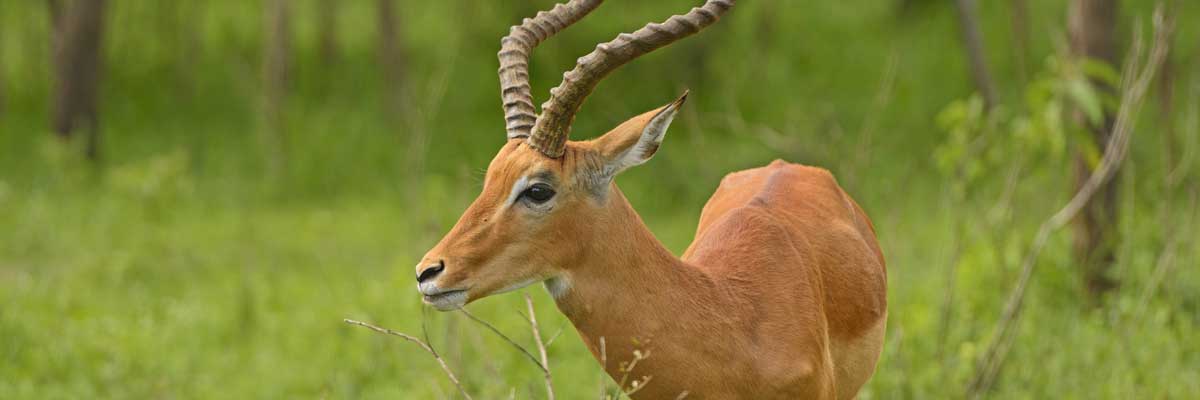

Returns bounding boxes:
[771,161,840,189]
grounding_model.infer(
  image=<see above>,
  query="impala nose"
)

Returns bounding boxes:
[416,260,445,284]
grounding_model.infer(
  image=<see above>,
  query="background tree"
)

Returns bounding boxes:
[262,0,291,172]
[46,0,65,49]
[50,0,108,160]
[1010,0,1032,86]
[317,0,339,65]
[1068,0,1120,298]
[0,17,5,118]
[954,0,998,108]
[376,0,407,120]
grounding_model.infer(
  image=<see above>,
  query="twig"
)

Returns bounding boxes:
[1166,70,1198,185]
[525,293,555,400]
[937,102,1010,360]
[344,319,473,400]
[458,308,548,373]
[461,313,504,378]
[599,336,610,400]
[846,47,900,185]
[614,349,651,397]
[986,158,1026,224]
[983,159,1027,282]
[934,189,967,360]
[624,375,654,396]
[545,326,565,347]
[965,7,1173,397]
[1137,187,1198,311]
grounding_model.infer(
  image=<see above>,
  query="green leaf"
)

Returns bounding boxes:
[1044,101,1066,158]
[1070,127,1103,168]
[1080,57,1121,88]
[936,99,969,132]
[1024,79,1056,111]
[1066,77,1104,126]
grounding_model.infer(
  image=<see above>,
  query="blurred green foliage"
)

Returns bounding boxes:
[934,55,1121,194]
[1,0,1199,398]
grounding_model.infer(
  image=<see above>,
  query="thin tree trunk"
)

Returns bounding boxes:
[0,17,5,118]
[1009,0,1031,87]
[158,0,198,96]
[1068,0,1120,298]
[47,0,65,95]
[47,0,65,49]
[317,0,338,65]
[953,0,998,109]
[261,0,291,172]
[176,0,203,97]
[51,0,108,161]
[376,0,406,118]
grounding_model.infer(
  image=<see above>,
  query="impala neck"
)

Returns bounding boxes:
[548,184,717,354]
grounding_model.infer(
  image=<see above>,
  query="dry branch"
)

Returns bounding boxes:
[966,6,1173,397]
[458,308,548,373]
[343,319,473,400]
[1137,188,1198,311]
[525,293,556,400]
[613,348,651,398]
[599,336,609,400]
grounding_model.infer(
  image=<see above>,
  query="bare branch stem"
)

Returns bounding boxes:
[458,308,548,373]
[344,319,473,400]
[525,293,555,400]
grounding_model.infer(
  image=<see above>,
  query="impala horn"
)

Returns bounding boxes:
[527,0,736,158]
[499,0,605,140]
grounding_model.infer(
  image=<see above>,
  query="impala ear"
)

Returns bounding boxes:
[593,91,688,176]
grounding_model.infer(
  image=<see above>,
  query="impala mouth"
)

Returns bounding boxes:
[421,289,468,311]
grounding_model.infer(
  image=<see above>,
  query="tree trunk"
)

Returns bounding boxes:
[953,0,998,109]
[317,0,338,65]
[51,0,108,161]
[376,0,406,119]
[47,0,65,49]
[0,15,5,119]
[1067,0,1120,298]
[261,0,291,171]
[1009,0,1031,87]
[156,0,199,96]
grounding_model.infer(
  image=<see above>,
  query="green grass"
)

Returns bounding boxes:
[2,145,1197,398]
[2,0,1199,398]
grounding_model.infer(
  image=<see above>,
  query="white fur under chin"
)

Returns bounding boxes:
[424,291,468,311]
[544,276,571,299]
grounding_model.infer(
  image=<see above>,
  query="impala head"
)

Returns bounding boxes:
[415,0,735,310]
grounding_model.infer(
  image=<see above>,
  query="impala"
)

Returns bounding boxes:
[413,0,887,398]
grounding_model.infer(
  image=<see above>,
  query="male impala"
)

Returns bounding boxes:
[413,0,887,398]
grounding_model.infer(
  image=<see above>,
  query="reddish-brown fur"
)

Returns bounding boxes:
[418,104,887,399]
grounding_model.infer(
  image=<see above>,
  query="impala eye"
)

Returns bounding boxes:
[521,183,556,204]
